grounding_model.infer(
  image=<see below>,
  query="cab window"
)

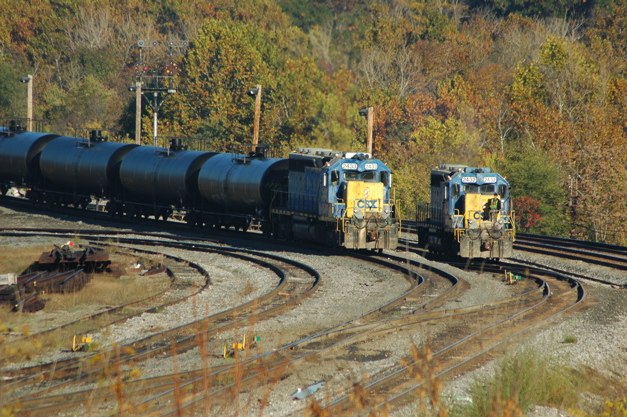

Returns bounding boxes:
[380,171,390,187]
[452,184,460,199]
[498,184,508,198]
[464,184,479,193]
[331,170,340,186]
[479,184,495,194]
[344,171,359,180]
[361,171,376,181]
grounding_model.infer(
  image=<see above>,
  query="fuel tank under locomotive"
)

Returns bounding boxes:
[0,130,59,194]
[38,137,138,204]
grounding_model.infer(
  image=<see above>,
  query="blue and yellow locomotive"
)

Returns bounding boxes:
[269,148,399,251]
[416,164,515,259]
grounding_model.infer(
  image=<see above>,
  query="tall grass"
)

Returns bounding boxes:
[0,245,49,275]
[449,347,626,417]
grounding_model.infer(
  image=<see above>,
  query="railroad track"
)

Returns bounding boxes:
[402,220,626,287]
[514,233,627,280]
[2,230,464,417]
[2,233,322,408]
[121,252,457,416]
[324,264,584,415]
[1,206,623,416]
[132,251,584,417]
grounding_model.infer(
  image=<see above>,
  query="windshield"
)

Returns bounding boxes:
[464,184,495,194]
[344,171,377,181]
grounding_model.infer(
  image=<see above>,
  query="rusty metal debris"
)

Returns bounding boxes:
[12,292,45,313]
[140,266,167,276]
[37,242,110,272]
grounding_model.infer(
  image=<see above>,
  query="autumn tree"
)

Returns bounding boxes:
[495,142,570,236]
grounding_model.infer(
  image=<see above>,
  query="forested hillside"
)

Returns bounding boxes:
[1,0,626,244]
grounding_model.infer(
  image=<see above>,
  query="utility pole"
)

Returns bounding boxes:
[248,85,262,152]
[134,81,142,144]
[129,40,181,147]
[359,106,374,155]
[20,75,33,131]
[152,92,159,146]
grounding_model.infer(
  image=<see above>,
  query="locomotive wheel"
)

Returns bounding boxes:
[261,221,272,237]
[276,216,290,240]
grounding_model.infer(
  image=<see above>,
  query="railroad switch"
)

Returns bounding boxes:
[223,334,260,358]
[504,271,522,285]
[72,335,93,352]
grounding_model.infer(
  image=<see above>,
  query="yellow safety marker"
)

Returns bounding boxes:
[504,271,522,285]
[223,334,261,358]
[72,335,93,352]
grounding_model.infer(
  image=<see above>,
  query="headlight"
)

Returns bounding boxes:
[468,219,479,229]
[353,208,363,219]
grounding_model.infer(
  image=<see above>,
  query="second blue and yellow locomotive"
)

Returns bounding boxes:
[416,164,515,259]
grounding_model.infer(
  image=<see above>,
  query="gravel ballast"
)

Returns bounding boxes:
[1,205,626,416]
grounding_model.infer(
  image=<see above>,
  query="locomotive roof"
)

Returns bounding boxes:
[434,164,492,174]
[289,148,377,170]
[291,148,373,160]
[292,148,341,158]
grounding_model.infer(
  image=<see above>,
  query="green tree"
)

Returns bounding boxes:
[165,18,275,149]
[496,142,570,236]
[467,0,593,19]
[0,62,30,119]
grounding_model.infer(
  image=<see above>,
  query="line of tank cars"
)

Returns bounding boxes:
[0,122,515,258]
[0,122,399,251]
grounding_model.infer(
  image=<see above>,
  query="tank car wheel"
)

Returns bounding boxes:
[417,229,428,249]
[186,215,198,227]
